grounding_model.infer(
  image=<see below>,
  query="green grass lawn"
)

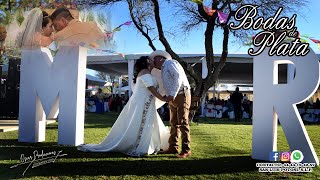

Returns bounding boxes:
[1,113,320,179]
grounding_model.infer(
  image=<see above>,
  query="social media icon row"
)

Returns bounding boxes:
[269,150,304,163]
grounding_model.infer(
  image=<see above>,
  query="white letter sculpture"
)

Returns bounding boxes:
[18,46,87,146]
[252,47,319,165]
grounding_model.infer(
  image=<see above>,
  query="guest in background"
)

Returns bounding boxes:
[95,88,105,114]
[231,87,243,122]
[242,99,251,119]
[115,94,123,112]
[224,99,234,118]
[242,94,248,103]
[315,98,320,109]
[108,95,115,112]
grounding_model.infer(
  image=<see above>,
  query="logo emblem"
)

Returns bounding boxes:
[280,152,290,162]
[269,152,280,161]
[290,150,304,163]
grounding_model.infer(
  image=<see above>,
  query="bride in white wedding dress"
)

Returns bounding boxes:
[78,56,170,157]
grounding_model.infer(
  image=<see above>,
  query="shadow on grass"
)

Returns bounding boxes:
[1,155,258,178]
[0,138,258,178]
[0,139,250,160]
[195,117,253,125]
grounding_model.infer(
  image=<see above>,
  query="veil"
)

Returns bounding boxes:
[151,68,166,109]
[16,8,43,48]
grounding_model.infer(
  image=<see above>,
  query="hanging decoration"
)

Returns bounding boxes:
[310,38,320,44]
[310,38,320,50]
[190,1,230,23]
[203,6,216,16]
[217,11,229,24]
[105,21,132,38]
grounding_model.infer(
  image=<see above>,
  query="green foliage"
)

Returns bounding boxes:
[97,12,107,26]
[2,10,12,25]
[0,54,8,64]
[86,11,95,22]
[15,9,24,26]
[95,71,108,81]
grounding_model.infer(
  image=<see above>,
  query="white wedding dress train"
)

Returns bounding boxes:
[78,74,170,157]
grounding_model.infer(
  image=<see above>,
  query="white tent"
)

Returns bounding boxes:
[85,74,107,87]
[86,74,105,83]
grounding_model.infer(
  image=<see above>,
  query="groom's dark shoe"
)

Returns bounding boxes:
[159,149,178,154]
[176,151,191,158]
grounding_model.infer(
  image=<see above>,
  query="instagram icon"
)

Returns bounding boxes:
[280,152,291,162]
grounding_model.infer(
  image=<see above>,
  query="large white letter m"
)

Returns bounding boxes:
[18,47,87,146]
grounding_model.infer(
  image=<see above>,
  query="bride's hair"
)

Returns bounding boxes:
[42,11,51,29]
[16,8,51,48]
[133,56,150,83]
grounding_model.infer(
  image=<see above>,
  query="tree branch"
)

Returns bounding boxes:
[197,3,209,20]
[127,0,156,51]
[150,0,200,82]
[211,3,233,87]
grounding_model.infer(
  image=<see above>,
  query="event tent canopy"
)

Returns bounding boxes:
[87,53,320,85]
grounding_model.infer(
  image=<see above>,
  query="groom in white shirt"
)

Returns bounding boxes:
[150,50,191,158]
[50,7,105,46]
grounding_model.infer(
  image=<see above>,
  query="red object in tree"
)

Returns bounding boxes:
[310,38,320,44]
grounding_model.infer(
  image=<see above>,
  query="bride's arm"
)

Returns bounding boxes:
[40,35,53,47]
[148,86,166,101]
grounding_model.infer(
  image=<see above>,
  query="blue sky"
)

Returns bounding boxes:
[87,1,320,76]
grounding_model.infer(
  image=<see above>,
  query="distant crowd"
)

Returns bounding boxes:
[297,98,320,110]
[204,87,253,121]
[85,88,129,114]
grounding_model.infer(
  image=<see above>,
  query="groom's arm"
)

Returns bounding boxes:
[165,62,183,98]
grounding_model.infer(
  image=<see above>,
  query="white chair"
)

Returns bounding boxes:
[314,109,320,115]
[222,106,228,113]
[314,109,320,122]
[242,111,250,119]
[88,101,95,105]
[303,113,316,122]
[298,108,305,114]
[88,105,96,113]
[228,111,235,119]
[205,104,215,118]
[87,101,96,112]
[215,105,223,118]
[306,109,315,114]
[104,102,109,112]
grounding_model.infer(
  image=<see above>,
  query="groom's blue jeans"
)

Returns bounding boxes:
[168,92,191,153]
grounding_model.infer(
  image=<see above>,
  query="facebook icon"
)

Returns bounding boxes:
[269,152,280,161]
